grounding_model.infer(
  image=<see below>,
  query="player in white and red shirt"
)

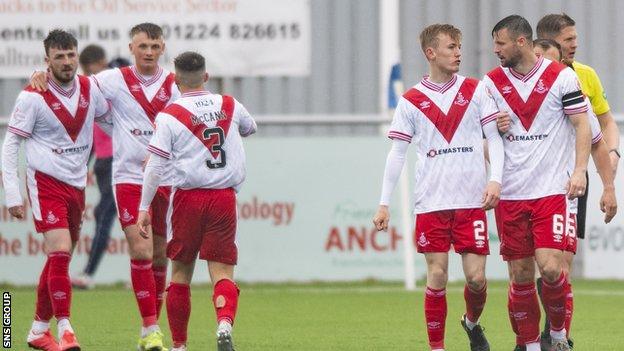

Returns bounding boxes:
[2,30,110,351]
[372,24,504,351]
[31,23,179,350]
[483,16,591,351]
[496,38,617,351]
[136,52,256,351]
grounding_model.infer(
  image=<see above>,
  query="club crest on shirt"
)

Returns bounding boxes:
[534,79,548,94]
[454,92,469,106]
[46,211,59,224]
[155,88,169,102]
[122,208,134,222]
[501,86,513,95]
[130,84,142,92]
[78,94,89,108]
[51,102,62,110]
[419,101,431,109]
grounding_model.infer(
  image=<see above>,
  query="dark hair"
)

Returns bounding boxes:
[492,15,533,42]
[129,23,163,39]
[533,39,563,60]
[108,57,131,68]
[174,51,205,73]
[43,29,78,55]
[536,13,575,39]
[79,44,106,66]
[174,51,206,87]
[419,24,462,54]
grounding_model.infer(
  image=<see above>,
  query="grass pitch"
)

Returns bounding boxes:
[3,280,624,350]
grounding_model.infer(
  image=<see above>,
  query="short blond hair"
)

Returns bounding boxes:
[419,24,462,53]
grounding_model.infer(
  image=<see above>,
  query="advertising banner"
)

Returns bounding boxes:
[0,0,310,77]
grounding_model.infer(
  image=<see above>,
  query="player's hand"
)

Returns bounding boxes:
[30,71,48,92]
[600,186,617,223]
[373,206,390,232]
[496,111,511,134]
[481,181,501,210]
[137,210,151,239]
[8,205,25,219]
[566,169,587,199]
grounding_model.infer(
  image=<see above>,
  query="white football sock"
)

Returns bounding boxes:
[141,324,160,337]
[57,318,73,339]
[30,320,49,334]
[526,342,540,351]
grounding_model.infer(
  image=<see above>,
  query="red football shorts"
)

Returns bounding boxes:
[27,171,85,241]
[414,208,489,255]
[167,188,238,265]
[495,194,568,261]
[114,183,171,237]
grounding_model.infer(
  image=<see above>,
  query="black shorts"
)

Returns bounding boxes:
[576,171,589,239]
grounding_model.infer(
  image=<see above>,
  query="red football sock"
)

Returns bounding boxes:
[166,283,190,348]
[213,279,239,325]
[424,287,447,350]
[507,286,522,346]
[47,252,72,319]
[130,259,157,327]
[464,282,487,323]
[541,272,567,332]
[510,282,540,345]
[34,259,53,322]
[564,281,573,338]
[153,264,167,318]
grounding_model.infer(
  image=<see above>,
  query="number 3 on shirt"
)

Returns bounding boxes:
[203,127,227,169]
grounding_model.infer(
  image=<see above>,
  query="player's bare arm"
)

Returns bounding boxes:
[590,139,617,222]
[596,110,621,173]
[567,112,591,199]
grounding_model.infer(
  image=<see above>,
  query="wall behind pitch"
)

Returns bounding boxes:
[400,0,624,114]
[0,134,510,285]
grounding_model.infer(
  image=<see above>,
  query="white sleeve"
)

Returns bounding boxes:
[379,139,409,206]
[559,67,589,116]
[8,92,38,138]
[147,113,173,159]
[387,97,416,143]
[92,68,118,100]
[482,120,504,184]
[476,82,499,125]
[1,132,25,207]
[236,100,257,137]
[139,154,168,211]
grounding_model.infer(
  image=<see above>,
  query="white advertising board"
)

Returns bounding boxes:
[0,0,310,77]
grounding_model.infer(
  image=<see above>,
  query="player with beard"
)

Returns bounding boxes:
[2,30,110,351]
[483,15,591,351]
[30,23,180,350]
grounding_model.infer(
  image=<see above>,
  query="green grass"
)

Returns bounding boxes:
[3,280,624,350]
